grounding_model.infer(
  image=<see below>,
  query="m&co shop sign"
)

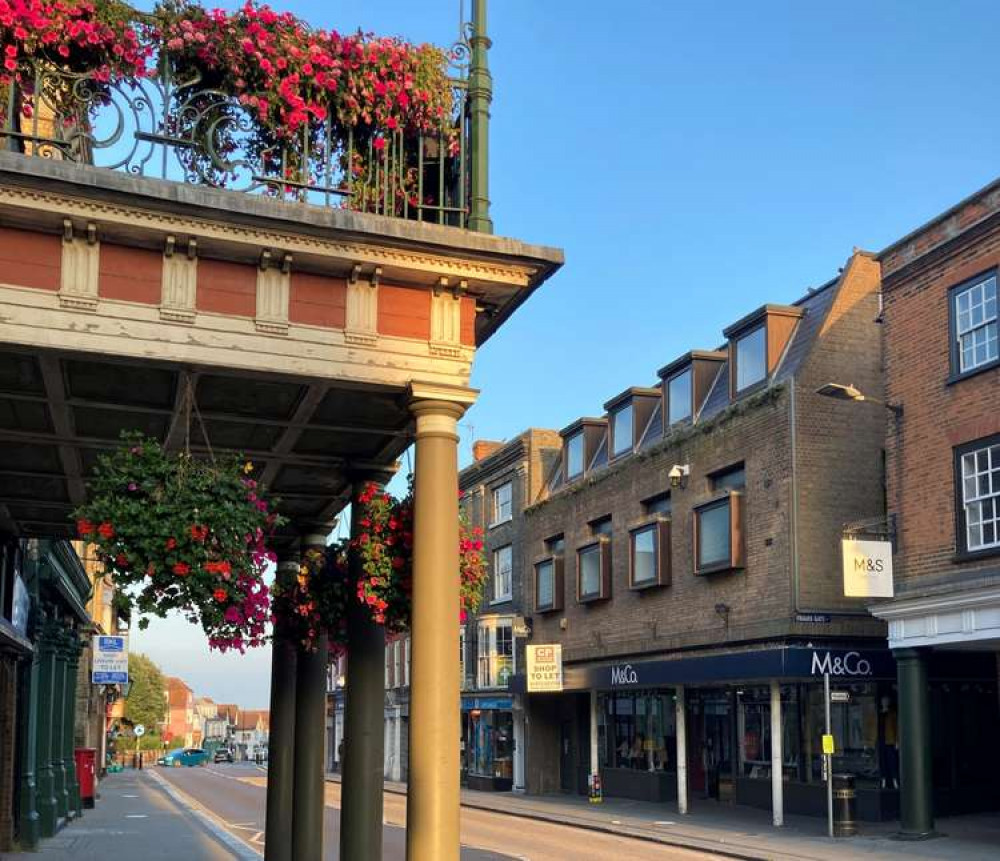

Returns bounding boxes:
[526,644,563,692]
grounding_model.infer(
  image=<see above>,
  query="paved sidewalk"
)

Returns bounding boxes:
[1,770,253,860]
[326,772,1000,861]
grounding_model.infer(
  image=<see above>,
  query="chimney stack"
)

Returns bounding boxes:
[472,440,503,462]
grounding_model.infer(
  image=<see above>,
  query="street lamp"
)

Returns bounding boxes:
[815,382,902,417]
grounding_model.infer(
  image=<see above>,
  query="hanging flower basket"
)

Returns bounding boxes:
[73,431,281,651]
[271,541,350,655]
[353,481,487,632]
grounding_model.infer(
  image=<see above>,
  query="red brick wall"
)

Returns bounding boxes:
[288,272,347,328]
[883,206,1000,589]
[99,244,161,305]
[0,227,60,291]
[196,259,256,317]
[377,284,431,340]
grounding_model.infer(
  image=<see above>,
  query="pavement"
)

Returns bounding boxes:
[0,768,250,861]
[325,772,1000,861]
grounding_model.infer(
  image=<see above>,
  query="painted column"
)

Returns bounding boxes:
[16,607,42,849]
[675,685,687,816]
[589,689,599,789]
[467,0,493,233]
[35,615,59,837]
[406,391,472,861]
[264,550,300,861]
[770,681,783,827]
[341,475,390,861]
[51,630,69,821]
[512,698,525,792]
[291,531,330,861]
[895,648,934,838]
[63,633,82,818]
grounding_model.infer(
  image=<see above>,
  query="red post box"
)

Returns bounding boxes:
[75,748,97,808]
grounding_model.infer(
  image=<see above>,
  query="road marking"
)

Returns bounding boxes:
[654,820,676,826]
[125,814,148,819]
[122,794,139,798]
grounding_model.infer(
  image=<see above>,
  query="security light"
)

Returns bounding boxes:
[668,464,690,489]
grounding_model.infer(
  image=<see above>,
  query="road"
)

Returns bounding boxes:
[157,762,720,860]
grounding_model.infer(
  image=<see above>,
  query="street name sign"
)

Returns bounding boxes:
[134,724,146,737]
[92,635,129,684]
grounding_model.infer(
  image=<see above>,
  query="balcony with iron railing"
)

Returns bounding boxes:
[0,0,492,232]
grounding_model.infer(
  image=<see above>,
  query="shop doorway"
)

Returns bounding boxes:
[560,720,575,793]
[688,689,733,800]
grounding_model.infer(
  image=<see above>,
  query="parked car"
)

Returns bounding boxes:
[157,748,209,768]
[213,748,234,763]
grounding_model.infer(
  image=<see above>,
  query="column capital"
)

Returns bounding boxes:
[408,381,478,411]
[345,465,397,491]
[892,647,927,661]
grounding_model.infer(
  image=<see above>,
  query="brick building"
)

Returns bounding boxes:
[458,430,561,791]
[514,252,924,824]
[165,677,195,748]
[871,180,1000,836]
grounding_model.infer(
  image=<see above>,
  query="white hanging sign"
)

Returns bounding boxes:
[842,538,894,598]
[526,644,563,692]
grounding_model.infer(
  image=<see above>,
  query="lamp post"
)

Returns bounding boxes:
[815,382,902,417]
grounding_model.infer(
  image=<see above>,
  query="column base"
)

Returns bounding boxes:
[894,829,942,841]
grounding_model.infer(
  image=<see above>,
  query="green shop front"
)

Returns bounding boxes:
[519,643,999,822]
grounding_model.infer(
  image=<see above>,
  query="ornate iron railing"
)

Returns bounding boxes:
[0,2,492,232]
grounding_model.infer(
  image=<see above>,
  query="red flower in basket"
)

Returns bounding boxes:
[76,519,95,537]
[189,524,209,542]
[165,537,177,550]
[97,522,115,539]
[172,562,191,576]
[115,554,129,568]
[213,588,228,602]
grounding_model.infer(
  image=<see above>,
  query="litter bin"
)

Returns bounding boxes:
[75,748,97,809]
[832,773,857,837]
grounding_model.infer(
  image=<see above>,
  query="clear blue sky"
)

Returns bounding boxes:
[132,0,1000,707]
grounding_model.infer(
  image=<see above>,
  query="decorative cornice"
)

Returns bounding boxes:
[0,184,536,288]
[870,584,1000,620]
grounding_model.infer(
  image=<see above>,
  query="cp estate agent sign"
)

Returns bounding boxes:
[92,635,129,684]
[526,644,563,692]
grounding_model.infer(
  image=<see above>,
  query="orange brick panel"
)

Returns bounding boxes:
[378,284,430,341]
[460,295,477,346]
[99,244,161,304]
[288,272,347,328]
[197,258,256,317]
[0,227,60,291]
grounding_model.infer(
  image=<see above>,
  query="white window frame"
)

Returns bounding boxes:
[961,441,1000,552]
[393,639,402,689]
[459,627,467,688]
[954,275,999,373]
[404,636,410,687]
[476,617,514,689]
[491,481,513,525]
[492,544,513,603]
[667,368,692,425]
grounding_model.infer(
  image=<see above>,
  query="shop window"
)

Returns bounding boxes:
[459,627,467,688]
[466,708,514,782]
[599,691,676,772]
[577,539,611,602]
[393,639,402,689]
[491,481,513,526]
[952,272,998,375]
[735,325,767,392]
[803,684,879,786]
[736,686,800,781]
[476,617,514,689]
[956,435,1000,555]
[693,492,745,574]
[667,368,692,425]
[565,431,584,480]
[492,544,513,602]
[629,519,671,589]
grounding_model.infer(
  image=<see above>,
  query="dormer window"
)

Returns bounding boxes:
[667,369,692,425]
[565,431,584,479]
[735,325,766,392]
[611,404,633,457]
[724,305,803,399]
